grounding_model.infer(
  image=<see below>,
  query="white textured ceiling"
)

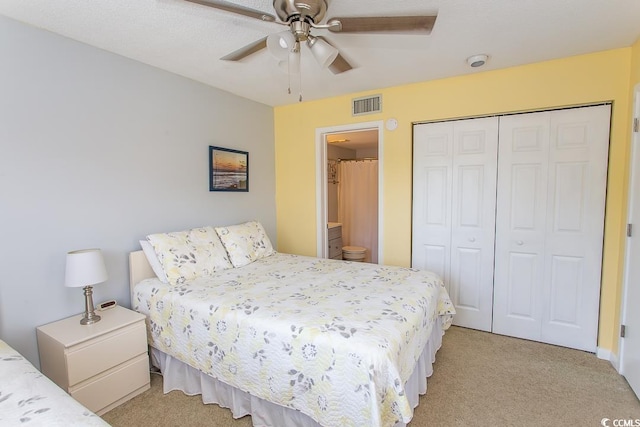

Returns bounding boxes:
[2,0,640,107]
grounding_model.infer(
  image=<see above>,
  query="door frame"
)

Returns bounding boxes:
[619,83,640,374]
[315,121,384,263]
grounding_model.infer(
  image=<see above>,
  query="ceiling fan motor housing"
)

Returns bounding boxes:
[273,0,327,23]
[290,20,311,41]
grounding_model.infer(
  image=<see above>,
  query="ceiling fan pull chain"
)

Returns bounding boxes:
[299,57,303,102]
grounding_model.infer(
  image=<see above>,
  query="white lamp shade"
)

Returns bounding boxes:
[267,30,295,60]
[307,37,338,68]
[65,249,108,288]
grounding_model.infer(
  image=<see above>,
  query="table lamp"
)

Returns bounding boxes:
[65,248,108,325]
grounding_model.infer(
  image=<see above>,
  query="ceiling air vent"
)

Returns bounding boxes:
[352,95,382,116]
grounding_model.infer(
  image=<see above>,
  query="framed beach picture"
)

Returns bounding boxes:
[209,146,249,192]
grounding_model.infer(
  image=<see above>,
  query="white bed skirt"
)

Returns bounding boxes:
[151,317,445,427]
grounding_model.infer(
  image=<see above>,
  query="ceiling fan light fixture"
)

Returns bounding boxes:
[467,54,489,68]
[186,0,433,78]
[307,36,339,68]
[267,30,296,59]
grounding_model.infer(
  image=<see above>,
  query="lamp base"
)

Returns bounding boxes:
[80,285,101,325]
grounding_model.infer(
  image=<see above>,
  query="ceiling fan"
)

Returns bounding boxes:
[185,0,437,74]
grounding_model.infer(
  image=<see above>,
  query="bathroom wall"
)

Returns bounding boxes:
[356,147,378,158]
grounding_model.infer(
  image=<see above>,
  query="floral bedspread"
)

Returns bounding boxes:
[133,253,454,427]
[0,340,110,426]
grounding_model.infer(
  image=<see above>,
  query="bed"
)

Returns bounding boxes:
[0,339,110,426]
[129,222,454,427]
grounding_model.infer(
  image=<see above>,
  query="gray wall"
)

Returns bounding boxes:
[0,16,276,366]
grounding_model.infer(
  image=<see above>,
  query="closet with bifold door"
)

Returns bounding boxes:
[412,104,611,352]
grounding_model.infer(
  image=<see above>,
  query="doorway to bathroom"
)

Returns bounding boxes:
[315,121,384,264]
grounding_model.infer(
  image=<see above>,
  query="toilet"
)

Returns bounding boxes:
[342,246,367,262]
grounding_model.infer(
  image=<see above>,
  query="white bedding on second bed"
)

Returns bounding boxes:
[133,252,454,427]
[0,340,110,426]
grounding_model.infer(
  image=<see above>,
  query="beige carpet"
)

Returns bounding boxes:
[102,326,640,426]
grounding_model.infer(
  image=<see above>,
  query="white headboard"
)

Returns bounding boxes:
[129,250,156,301]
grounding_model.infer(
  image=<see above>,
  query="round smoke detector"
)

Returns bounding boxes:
[467,54,489,68]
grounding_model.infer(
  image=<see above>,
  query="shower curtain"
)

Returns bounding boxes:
[338,159,378,263]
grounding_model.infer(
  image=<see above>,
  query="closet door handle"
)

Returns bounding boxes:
[468,237,476,242]
[516,240,524,246]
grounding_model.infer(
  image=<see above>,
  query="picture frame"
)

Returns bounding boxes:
[209,146,249,192]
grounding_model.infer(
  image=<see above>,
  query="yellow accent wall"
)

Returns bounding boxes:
[633,38,640,85]
[274,48,634,354]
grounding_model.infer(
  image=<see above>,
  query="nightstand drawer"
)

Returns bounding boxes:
[328,238,343,259]
[71,353,150,415]
[328,226,342,241]
[67,322,147,386]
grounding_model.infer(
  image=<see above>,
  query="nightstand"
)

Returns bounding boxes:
[36,305,150,415]
[328,223,343,260]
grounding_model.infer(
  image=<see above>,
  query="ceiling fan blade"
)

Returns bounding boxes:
[314,36,353,74]
[221,37,268,61]
[328,53,353,74]
[327,15,437,34]
[185,0,276,22]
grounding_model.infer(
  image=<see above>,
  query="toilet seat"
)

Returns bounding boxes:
[342,246,367,262]
[342,245,366,252]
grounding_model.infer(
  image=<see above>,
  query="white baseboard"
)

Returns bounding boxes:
[597,347,620,372]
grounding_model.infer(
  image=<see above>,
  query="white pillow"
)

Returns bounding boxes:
[215,221,275,268]
[146,226,233,286]
[140,240,169,283]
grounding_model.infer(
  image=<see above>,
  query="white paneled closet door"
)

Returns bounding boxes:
[413,117,498,331]
[493,105,611,352]
[412,121,453,286]
[620,86,640,399]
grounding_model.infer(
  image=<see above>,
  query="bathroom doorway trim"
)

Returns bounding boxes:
[315,120,384,263]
